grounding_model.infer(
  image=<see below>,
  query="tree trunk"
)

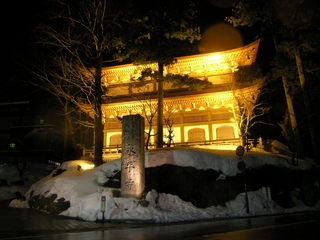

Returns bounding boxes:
[94,57,103,166]
[63,108,69,161]
[233,98,244,147]
[62,98,70,162]
[273,35,304,159]
[277,109,292,146]
[156,62,164,148]
[294,45,320,164]
[282,75,304,158]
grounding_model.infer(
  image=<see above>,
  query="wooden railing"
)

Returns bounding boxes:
[83,139,241,162]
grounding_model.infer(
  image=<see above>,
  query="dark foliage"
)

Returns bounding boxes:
[28,193,70,215]
[25,164,320,215]
[105,164,320,209]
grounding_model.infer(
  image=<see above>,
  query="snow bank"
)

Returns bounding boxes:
[5,147,320,223]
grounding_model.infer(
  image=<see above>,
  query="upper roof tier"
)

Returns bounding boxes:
[102,39,260,84]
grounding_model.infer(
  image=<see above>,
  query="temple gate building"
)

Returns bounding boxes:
[83,40,261,160]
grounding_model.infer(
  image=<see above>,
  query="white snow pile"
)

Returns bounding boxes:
[5,146,320,223]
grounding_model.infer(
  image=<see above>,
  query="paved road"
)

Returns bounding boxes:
[1,200,319,239]
[0,200,149,238]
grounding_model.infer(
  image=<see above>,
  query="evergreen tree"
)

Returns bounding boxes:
[227,0,320,164]
[114,0,202,148]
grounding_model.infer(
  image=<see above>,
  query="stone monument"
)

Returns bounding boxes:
[121,114,145,198]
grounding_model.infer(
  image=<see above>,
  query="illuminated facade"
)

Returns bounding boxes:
[86,40,261,155]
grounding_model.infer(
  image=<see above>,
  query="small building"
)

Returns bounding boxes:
[0,101,65,163]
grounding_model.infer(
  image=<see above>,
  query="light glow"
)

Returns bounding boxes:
[209,54,222,62]
[79,161,95,170]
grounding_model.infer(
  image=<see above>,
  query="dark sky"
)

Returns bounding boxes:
[0,1,241,57]
[0,1,43,102]
[0,0,269,101]
[0,0,256,62]
[1,1,42,61]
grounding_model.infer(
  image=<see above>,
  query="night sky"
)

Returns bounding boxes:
[0,0,45,101]
[1,1,42,66]
[0,0,272,101]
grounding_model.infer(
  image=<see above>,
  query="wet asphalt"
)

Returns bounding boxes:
[1,200,320,240]
[0,200,155,239]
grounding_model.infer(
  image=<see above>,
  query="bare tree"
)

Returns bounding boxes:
[128,79,158,150]
[163,109,175,147]
[29,0,123,166]
[230,67,272,146]
[227,0,320,163]
[233,86,272,146]
[141,100,158,150]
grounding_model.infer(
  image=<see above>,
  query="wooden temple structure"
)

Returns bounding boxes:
[84,40,261,157]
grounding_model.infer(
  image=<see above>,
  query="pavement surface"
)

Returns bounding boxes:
[1,200,320,240]
[0,200,156,239]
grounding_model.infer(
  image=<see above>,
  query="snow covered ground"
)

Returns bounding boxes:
[2,143,320,223]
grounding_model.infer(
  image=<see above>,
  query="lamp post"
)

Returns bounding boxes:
[236,145,250,214]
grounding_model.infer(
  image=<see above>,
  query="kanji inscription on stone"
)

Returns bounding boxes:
[121,114,145,198]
